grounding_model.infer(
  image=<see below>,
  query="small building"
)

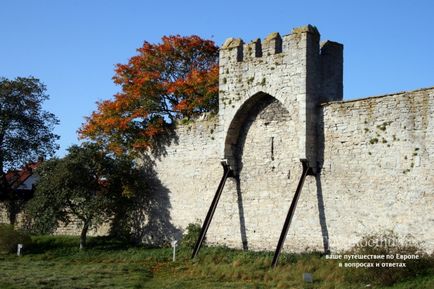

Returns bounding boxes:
[1,160,42,201]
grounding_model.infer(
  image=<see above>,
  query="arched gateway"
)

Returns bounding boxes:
[192,25,343,264]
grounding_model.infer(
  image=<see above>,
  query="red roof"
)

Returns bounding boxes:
[5,160,42,190]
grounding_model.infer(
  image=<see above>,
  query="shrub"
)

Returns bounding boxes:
[0,223,32,254]
[181,222,202,249]
[344,231,434,286]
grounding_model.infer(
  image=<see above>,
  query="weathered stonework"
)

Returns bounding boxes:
[319,88,434,251]
[151,25,434,253]
[0,204,110,237]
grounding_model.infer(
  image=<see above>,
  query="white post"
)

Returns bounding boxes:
[171,240,178,262]
[17,244,23,256]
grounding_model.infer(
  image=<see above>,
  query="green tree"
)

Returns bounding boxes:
[0,76,59,224]
[26,143,142,249]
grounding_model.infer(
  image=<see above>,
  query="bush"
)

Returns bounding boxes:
[344,231,434,286]
[0,223,32,254]
[181,222,202,249]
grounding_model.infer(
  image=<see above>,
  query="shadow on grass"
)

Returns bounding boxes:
[27,235,156,255]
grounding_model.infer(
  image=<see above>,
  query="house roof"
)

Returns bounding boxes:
[5,160,42,190]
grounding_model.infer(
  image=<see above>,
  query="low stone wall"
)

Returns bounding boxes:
[0,204,109,237]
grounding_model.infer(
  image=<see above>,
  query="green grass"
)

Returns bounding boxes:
[0,236,433,289]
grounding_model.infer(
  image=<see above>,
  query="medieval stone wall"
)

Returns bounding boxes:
[319,88,434,252]
[0,204,110,236]
[0,204,7,224]
[150,117,221,240]
[151,87,434,253]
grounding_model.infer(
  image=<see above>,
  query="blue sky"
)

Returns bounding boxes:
[1,0,433,156]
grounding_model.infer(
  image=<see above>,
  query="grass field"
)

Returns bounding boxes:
[0,236,433,289]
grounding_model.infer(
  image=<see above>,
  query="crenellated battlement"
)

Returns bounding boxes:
[220,25,320,63]
[218,25,343,169]
[218,25,343,108]
[218,25,343,102]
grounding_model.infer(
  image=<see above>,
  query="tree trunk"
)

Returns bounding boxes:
[80,221,90,250]
[6,200,17,225]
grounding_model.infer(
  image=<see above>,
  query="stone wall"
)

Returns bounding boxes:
[0,203,110,237]
[149,117,221,241]
[319,88,434,252]
[0,204,7,224]
[152,87,434,253]
[151,95,324,252]
[208,95,316,251]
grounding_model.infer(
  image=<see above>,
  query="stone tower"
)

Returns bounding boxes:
[218,25,343,173]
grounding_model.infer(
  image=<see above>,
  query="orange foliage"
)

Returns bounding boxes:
[79,35,219,155]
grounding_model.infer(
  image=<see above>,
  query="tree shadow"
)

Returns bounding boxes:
[132,169,182,245]
[109,131,181,246]
[148,124,180,161]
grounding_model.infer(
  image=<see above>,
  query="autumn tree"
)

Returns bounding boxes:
[79,35,219,155]
[0,77,59,224]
